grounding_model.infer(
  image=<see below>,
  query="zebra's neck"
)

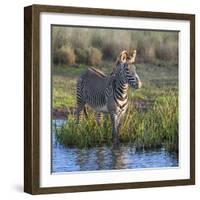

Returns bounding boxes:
[105,73,129,109]
[109,76,128,111]
[114,79,128,101]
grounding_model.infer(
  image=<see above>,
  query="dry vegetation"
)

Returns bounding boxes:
[52,26,178,66]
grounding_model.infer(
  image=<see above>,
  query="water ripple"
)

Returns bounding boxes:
[52,120,178,173]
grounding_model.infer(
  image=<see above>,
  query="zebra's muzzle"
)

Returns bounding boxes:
[136,80,142,89]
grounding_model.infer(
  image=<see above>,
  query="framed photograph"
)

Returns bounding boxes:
[24,4,195,194]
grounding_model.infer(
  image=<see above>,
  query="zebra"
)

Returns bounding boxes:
[76,50,142,145]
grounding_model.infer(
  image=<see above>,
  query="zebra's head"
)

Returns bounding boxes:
[116,50,142,89]
[117,50,137,64]
[120,63,142,89]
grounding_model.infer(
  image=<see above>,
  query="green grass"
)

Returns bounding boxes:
[55,90,178,152]
[53,76,77,108]
[53,64,87,77]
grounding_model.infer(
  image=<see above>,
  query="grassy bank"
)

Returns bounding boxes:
[55,90,178,152]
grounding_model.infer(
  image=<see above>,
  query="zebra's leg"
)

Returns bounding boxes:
[76,78,86,124]
[110,113,120,145]
[76,101,85,124]
[117,112,125,131]
[96,112,102,126]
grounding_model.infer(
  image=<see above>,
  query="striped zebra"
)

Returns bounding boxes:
[76,50,142,145]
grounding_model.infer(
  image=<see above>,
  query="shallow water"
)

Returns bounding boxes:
[52,120,178,173]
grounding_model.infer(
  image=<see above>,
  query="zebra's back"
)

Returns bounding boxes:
[77,68,110,112]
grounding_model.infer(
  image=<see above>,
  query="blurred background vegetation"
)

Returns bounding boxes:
[52,26,178,66]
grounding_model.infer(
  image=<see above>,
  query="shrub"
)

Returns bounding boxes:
[74,48,89,64]
[101,42,119,61]
[53,49,62,65]
[63,47,76,65]
[53,47,76,65]
[88,48,103,66]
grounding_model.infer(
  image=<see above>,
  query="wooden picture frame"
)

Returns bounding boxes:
[24,4,195,194]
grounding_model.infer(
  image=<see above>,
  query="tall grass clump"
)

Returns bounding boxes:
[55,91,178,152]
[53,47,76,65]
[88,47,103,66]
[74,48,89,64]
[74,47,103,66]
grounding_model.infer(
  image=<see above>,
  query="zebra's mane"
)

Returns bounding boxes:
[110,62,123,76]
[88,67,107,78]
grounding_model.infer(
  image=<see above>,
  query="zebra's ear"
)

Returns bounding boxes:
[128,50,137,64]
[118,50,129,64]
